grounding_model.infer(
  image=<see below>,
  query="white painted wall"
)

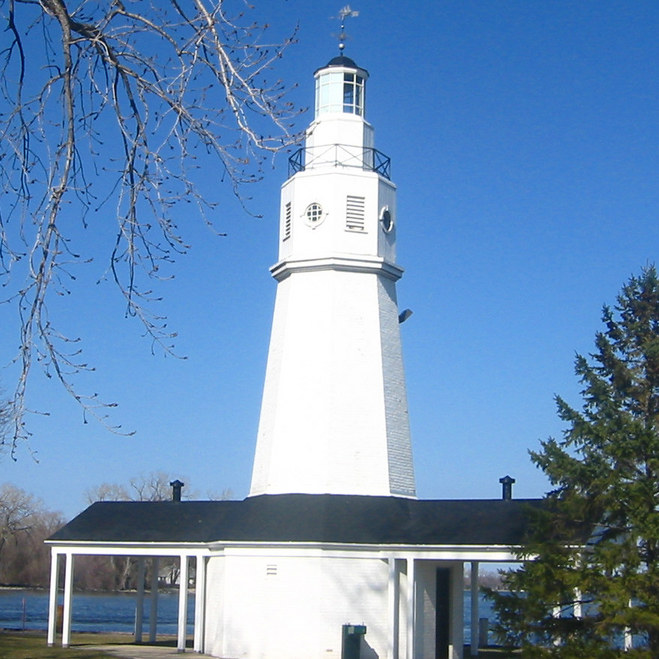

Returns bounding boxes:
[250,118,413,498]
[278,170,396,264]
[305,114,375,155]
[416,562,438,658]
[205,550,395,659]
[250,265,414,496]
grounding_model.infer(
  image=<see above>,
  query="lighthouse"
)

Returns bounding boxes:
[250,53,416,498]
[48,44,542,659]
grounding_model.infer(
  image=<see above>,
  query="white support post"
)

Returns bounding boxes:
[193,554,207,653]
[150,557,159,643]
[470,561,479,656]
[135,558,146,643]
[450,563,464,659]
[623,599,633,651]
[62,552,74,647]
[552,604,561,646]
[177,554,189,652]
[406,558,415,659]
[624,628,633,651]
[387,557,399,659]
[47,549,60,646]
[573,588,582,619]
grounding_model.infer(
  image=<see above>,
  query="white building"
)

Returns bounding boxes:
[250,54,415,499]
[47,53,539,659]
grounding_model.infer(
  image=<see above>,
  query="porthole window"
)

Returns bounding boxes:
[380,206,394,233]
[305,202,324,227]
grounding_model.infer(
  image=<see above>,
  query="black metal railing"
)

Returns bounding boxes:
[288,145,391,180]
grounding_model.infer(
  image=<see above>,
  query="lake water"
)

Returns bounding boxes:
[0,589,494,642]
[0,589,195,635]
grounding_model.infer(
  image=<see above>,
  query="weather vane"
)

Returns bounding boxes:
[333,5,359,54]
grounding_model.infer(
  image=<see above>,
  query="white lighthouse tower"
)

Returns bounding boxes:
[250,52,416,498]
[49,40,535,659]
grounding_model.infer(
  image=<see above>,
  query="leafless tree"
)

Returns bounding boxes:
[0,397,9,443]
[84,480,131,503]
[0,483,39,556]
[0,0,301,456]
[207,486,234,500]
[83,471,193,589]
[0,483,64,585]
[85,470,190,503]
[129,471,186,501]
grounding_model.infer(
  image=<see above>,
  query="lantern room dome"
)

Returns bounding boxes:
[314,55,368,76]
[327,55,357,68]
[313,55,369,119]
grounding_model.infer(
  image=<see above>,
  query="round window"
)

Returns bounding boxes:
[305,202,324,227]
[380,207,394,233]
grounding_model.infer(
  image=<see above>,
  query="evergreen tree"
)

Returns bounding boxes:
[490,266,659,658]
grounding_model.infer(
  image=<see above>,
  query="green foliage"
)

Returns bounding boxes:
[489,266,659,657]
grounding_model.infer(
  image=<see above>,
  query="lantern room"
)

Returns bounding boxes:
[314,55,368,118]
[304,55,375,162]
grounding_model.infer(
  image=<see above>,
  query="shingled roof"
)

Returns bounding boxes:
[49,494,543,547]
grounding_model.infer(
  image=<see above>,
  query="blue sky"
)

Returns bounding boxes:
[4,0,658,518]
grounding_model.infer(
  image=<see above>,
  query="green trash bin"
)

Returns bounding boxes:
[341,624,367,659]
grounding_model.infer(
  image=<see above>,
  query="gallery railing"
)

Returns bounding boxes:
[288,145,391,180]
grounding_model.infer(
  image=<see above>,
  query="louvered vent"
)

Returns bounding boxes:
[346,195,366,232]
[283,202,292,241]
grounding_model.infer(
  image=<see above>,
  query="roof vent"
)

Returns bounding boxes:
[170,479,184,502]
[499,475,515,501]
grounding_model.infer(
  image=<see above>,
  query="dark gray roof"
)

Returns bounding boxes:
[327,55,358,68]
[315,56,368,76]
[49,494,542,547]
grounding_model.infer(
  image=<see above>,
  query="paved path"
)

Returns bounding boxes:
[79,645,214,658]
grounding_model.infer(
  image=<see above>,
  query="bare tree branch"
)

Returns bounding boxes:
[0,0,302,456]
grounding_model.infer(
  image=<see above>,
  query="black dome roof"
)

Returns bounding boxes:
[326,55,358,68]
[314,55,368,77]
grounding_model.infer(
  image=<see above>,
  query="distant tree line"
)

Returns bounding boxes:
[0,484,64,587]
[0,472,230,590]
[464,568,505,591]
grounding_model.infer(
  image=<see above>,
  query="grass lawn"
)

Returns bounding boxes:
[1,630,520,658]
[0,631,150,658]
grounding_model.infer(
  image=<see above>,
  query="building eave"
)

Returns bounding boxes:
[270,255,404,282]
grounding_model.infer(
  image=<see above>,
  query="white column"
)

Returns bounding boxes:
[573,588,582,619]
[193,554,207,653]
[61,552,74,647]
[624,629,633,651]
[623,599,633,651]
[150,557,159,643]
[450,563,464,659]
[47,549,60,646]
[470,562,479,656]
[552,604,561,646]
[406,558,415,659]
[135,558,146,643]
[387,557,399,659]
[177,554,189,652]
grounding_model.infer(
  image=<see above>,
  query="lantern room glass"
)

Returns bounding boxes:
[315,70,365,117]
